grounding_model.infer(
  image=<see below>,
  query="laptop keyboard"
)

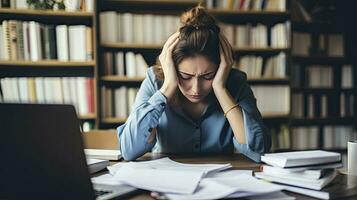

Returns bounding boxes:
[94,189,112,197]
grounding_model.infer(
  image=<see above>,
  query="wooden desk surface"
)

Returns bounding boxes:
[99,153,357,200]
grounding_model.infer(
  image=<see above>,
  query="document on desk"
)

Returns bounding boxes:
[92,174,124,186]
[164,174,284,200]
[113,165,204,194]
[97,157,233,194]
[107,157,232,176]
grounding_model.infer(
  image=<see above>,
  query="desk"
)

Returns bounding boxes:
[96,153,357,200]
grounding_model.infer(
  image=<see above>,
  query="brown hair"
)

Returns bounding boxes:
[153,5,221,80]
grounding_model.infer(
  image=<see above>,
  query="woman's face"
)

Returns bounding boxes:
[177,55,217,103]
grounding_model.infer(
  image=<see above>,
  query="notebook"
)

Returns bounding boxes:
[85,149,122,160]
[87,159,110,174]
[261,150,341,168]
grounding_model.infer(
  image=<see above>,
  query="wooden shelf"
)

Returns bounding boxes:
[248,77,289,85]
[101,42,162,50]
[292,56,348,64]
[101,0,199,14]
[262,113,290,119]
[0,8,93,17]
[292,21,343,33]
[208,9,289,23]
[292,88,354,93]
[207,9,289,16]
[105,0,200,5]
[291,117,355,126]
[102,117,127,124]
[0,60,96,67]
[234,47,289,54]
[101,76,145,82]
[102,42,289,53]
[79,113,97,120]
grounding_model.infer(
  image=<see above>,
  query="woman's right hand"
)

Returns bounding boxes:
[159,32,180,101]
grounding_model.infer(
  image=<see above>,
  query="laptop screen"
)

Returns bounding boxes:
[0,103,95,200]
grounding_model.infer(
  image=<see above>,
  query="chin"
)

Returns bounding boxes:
[188,98,202,103]
[185,94,206,103]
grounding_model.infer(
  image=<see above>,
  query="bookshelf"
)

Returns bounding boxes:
[289,0,356,165]
[0,1,98,130]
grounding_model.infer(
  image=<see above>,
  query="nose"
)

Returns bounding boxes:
[191,77,201,95]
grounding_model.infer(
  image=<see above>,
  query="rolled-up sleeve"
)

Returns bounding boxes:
[232,74,271,163]
[117,67,167,161]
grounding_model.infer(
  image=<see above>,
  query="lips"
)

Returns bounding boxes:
[189,95,202,99]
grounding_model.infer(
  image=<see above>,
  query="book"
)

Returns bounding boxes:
[251,85,290,115]
[261,165,337,180]
[86,158,109,174]
[255,169,338,190]
[261,150,341,168]
[56,25,69,61]
[264,162,342,173]
[84,149,121,161]
[280,174,357,200]
[68,25,87,61]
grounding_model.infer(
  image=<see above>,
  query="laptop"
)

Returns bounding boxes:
[0,103,138,200]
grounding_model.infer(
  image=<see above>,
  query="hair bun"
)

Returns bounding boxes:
[181,5,218,32]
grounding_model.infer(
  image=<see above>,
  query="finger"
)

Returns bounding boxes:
[167,37,180,55]
[219,35,229,63]
[219,40,226,66]
[162,32,180,52]
[220,34,233,64]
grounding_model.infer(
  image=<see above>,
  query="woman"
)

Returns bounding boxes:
[117,6,271,162]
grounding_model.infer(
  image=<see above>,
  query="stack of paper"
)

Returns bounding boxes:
[92,157,291,199]
[84,149,121,160]
[256,150,342,199]
[86,158,109,174]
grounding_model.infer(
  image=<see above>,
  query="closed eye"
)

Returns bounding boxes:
[202,72,216,80]
[179,73,193,80]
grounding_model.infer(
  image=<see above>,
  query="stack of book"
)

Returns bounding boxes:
[256,150,342,199]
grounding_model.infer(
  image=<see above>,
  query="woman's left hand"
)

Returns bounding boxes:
[212,34,234,90]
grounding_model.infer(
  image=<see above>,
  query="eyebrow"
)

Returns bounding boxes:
[178,71,216,76]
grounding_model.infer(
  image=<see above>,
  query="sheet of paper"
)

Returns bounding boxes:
[108,157,231,176]
[86,158,108,165]
[204,169,253,178]
[113,165,204,194]
[164,174,283,200]
[91,174,124,186]
[85,149,121,160]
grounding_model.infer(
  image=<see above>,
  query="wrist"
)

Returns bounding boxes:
[213,85,227,94]
[160,82,177,100]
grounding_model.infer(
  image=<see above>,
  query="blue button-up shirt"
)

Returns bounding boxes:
[117,67,271,162]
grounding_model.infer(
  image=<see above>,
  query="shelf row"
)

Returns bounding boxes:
[0,7,290,18]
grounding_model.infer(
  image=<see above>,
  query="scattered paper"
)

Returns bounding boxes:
[165,174,283,200]
[113,165,204,194]
[108,157,231,176]
[91,174,124,186]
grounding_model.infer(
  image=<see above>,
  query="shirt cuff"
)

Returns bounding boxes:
[148,90,167,108]
[233,137,262,163]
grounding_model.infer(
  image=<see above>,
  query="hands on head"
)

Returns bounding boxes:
[159,32,234,100]
[212,34,234,90]
[159,32,180,101]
